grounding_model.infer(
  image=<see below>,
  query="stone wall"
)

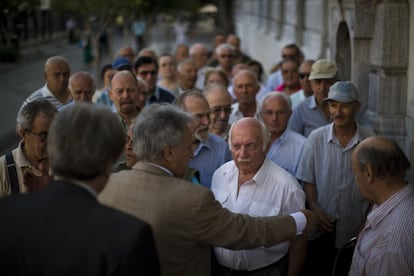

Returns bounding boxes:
[234,0,413,176]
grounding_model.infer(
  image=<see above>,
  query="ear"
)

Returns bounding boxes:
[162,145,174,162]
[365,163,374,183]
[354,101,361,113]
[108,90,114,101]
[19,128,28,140]
[43,71,48,81]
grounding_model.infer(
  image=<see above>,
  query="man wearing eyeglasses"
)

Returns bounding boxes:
[176,90,231,189]
[134,56,175,105]
[260,93,305,176]
[204,84,233,140]
[0,99,57,198]
[211,118,307,276]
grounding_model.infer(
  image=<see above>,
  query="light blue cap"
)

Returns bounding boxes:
[324,81,360,103]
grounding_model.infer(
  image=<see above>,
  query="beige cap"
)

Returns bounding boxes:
[309,59,337,80]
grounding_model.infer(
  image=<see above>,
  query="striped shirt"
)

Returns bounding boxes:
[349,184,414,276]
[20,84,70,111]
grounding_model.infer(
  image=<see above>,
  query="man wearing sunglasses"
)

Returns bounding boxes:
[0,99,57,197]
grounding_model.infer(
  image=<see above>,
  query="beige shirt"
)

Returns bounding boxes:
[0,142,42,198]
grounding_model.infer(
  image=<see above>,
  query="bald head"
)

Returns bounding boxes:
[43,56,70,96]
[354,137,410,181]
[117,46,135,65]
[69,71,95,103]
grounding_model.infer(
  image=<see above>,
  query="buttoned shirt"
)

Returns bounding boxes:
[189,133,231,189]
[211,158,305,271]
[0,142,45,198]
[229,102,261,125]
[295,123,373,247]
[20,84,70,111]
[349,184,414,276]
[267,130,305,175]
[288,95,331,137]
[290,89,306,109]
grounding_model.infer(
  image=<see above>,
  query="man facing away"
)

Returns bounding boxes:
[0,99,57,198]
[212,118,307,276]
[99,103,316,276]
[349,136,413,276]
[0,104,160,275]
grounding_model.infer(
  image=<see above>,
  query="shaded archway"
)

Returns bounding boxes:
[335,21,351,81]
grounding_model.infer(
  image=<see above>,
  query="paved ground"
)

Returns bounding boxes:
[0,19,215,155]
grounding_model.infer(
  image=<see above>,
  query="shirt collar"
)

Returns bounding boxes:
[327,123,363,150]
[54,175,98,197]
[14,141,31,168]
[194,134,211,156]
[308,95,317,109]
[250,158,271,187]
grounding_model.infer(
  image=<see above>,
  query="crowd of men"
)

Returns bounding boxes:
[0,31,412,276]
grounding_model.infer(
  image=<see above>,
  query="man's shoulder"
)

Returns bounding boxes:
[157,86,175,102]
[284,130,306,144]
[208,133,228,147]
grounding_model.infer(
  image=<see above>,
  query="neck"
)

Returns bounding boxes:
[239,102,256,117]
[374,179,408,205]
[270,132,282,144]
[119,110,139,125]
[50,88,70,104]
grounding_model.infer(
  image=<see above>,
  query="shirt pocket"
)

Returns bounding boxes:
[249,201,278,217]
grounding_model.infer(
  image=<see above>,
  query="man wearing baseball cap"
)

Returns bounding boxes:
[295,81,374,275]
[288,59,339,137]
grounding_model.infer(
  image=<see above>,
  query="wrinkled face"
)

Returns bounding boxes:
[299,62,312,95]
[206,88,232,135]
[230,121,266,175]
[110,73,139,116]
[233,73,258,105]
[159,56,177,79]
[136,63,158,92]
[261,96,292,138]
[168,125,194,177]
[125,125,138,168]
[328,100,360,128]
[205,73,227,87]
[44,60,70,95]
[281,60,300,88]
[178,62,197,90]
[192,47,208,69]
[217,48,234,69]
[311,79,334,104]
[22,112,54,162]
[184,96,211,142]
[70,75,94,103]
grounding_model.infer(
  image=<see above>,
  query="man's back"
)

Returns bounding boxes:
[99,161,297,276]
[0,180,159,276]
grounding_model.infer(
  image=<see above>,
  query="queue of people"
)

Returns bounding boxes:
[0,29,412,276]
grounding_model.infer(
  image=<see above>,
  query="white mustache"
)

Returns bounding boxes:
[237,158,251,163]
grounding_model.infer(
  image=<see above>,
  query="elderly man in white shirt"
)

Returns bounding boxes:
[211,118,307,276]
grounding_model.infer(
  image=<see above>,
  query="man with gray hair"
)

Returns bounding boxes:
[215,43,235,80]
[176,58,198,93]
[260,92,306,175]
[99,103,316,276]
[175,90,231,188]
[0,99,57,197]
[20,56,71,111]
[189,43,211,89]
[0,104,160,275]
[212,117,307,276]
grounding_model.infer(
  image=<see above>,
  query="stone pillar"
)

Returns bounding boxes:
[368,0,409,144]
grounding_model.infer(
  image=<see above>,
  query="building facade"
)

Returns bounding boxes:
[234,0,413,177]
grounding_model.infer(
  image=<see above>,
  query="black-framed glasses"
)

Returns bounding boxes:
[29,130,48,142]
[299,73,310,79]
